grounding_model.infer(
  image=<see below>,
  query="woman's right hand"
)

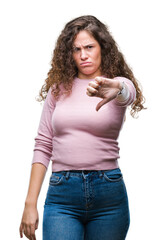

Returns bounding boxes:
[19,204,39,240]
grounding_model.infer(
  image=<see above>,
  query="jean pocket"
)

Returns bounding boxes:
[103,169,123,182]
[49,173,64,186]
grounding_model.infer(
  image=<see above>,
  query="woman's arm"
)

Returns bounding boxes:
[19,88,56,239]
[19,163,47,239]
[86,76,136,111]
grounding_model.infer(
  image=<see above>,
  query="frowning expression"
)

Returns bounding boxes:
[72,30,102,79]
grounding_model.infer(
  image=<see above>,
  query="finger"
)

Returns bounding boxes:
[19,223,24,238]
[95,77,112,87]
[24,225,31,239]
[35,218,39,230]
[88,81,99,89]
[94,76,103,85]
[96,98,109,111]
[95,76,108,84]
[87,86,98,95]
[86,90,94,96]
[30,224,36,240]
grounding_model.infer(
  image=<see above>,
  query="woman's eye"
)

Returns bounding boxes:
[87,46,93,49]
[73,47,80,52]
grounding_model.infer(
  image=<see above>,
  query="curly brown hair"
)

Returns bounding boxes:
[38,15,146,117]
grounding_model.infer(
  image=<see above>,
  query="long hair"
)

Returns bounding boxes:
[38,15,146,117]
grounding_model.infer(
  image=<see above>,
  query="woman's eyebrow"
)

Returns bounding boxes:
[83,43,95,47]
[73,42,95,48]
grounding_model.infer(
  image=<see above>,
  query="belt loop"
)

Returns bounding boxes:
[82,171,86,180]
[98,170,103,178]
[65,171,70,180]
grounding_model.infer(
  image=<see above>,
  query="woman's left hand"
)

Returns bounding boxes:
[86,77,122,111]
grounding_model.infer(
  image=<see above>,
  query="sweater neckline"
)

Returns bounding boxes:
[75,77,94,81]
[74,75,105,82]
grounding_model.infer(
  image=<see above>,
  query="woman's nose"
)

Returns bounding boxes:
[80,49,88,60]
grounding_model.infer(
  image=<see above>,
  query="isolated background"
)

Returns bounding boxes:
[0,0,162,239]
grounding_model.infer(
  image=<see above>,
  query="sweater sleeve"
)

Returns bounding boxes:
[114,77,136,107]
[32,88,56,168]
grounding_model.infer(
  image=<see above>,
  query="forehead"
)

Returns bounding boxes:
[73,30,97,46]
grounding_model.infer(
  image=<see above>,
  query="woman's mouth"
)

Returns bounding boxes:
[80,62,92,67]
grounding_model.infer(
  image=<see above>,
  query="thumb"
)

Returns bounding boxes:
[96,98,109,111]
[35,218,39,230]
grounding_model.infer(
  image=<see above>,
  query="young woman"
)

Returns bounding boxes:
[19,15,145,240]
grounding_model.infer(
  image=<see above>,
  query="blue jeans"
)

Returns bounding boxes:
[43,168,130,240]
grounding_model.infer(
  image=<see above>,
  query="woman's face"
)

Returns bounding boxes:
[72,30,102,79]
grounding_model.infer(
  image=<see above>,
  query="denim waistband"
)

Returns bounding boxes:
[54,168,119,174]
[52,168,119,180]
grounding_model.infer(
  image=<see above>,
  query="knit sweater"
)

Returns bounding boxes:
[32,77,136,172]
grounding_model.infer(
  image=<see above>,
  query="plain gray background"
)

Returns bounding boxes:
[0,0,162,239]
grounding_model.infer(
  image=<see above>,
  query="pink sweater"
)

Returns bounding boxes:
[32,77,136,172]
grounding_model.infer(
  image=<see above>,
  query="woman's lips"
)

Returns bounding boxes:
[80,62,92,66]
